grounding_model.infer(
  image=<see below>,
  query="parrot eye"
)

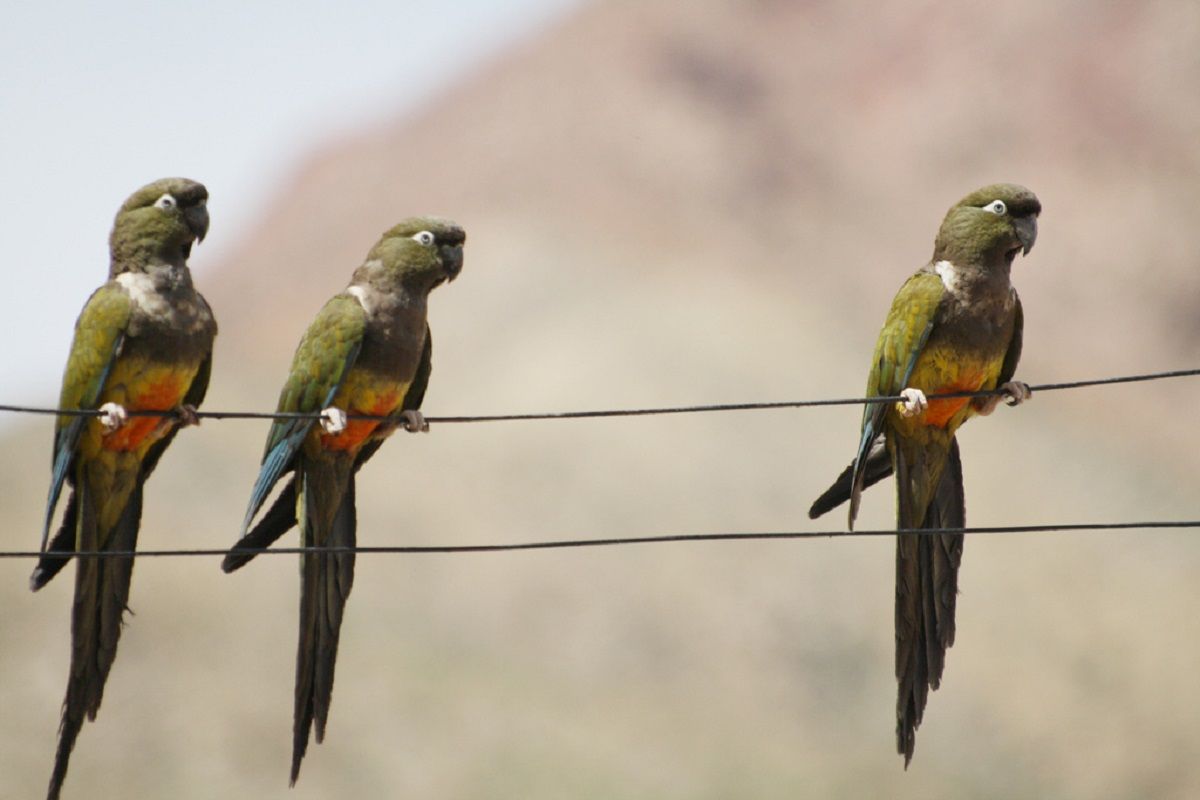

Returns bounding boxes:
[984,199,1007,215]
[411,231,435,246]
[154,193,177,211]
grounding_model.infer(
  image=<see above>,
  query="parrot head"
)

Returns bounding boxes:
[361,217,466,295]
[933,183,1040,269]
[109,177,209,274]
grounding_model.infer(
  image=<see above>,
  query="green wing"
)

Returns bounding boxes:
[265,295,367,454]
[241,294,366,534]
[42,283,133,550]
[848,271,945,525]
[866,272,946,402]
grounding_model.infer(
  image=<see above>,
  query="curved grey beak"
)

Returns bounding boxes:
[1014,214,1037,255]
[185,203,210,244]
[440,243,463,281]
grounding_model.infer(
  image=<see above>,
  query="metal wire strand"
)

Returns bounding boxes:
[1,367,1196,423]
[1,520,1196,560]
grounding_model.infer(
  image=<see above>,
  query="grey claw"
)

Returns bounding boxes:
[175,404,201,427]
[401,409,429,433]
[1001,381,1032,407]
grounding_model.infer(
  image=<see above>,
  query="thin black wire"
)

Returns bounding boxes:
[1,520,1196,560]
[1,367,1197,423]
[0,368,1194,562]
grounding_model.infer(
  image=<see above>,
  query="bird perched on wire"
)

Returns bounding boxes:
[222,217,464,785]
[809,183,1040,766]
[33,177,216,800]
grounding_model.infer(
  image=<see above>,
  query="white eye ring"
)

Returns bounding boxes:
[154,193,177,210]
[984,199,1006,215]
[411,230,435,246]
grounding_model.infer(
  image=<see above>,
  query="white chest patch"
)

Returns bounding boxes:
[347,285,374,316]
[116,268,208,335]
[117,271,174,318]
[347,282,418,322]
[933,260,963,296]
[348,283,379,316]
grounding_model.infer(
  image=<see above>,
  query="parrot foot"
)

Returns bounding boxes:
[174,404,201,427]
[897,388,927,418]
[977,381,1032,416]
[98,402,128,432]
[1001,381,1032,406]
[401,409,429,433]
[320,406,347,434]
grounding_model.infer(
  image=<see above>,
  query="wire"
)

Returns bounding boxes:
[427,367,1200,423]
[3,520,1197,560]
[1,367,1197,424]
[0,367,1193,562]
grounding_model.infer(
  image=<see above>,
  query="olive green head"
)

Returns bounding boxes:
[933,183,1040,269]
[109,177,209,274]
[361,216,466,294]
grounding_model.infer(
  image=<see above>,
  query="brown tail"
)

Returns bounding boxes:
[291,464,355,786]
[808,443,893,520]
[893,438,964,767]
[48,482,142,800]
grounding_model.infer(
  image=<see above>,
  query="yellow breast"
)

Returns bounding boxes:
[892,343,1003,434]
[86,358,201,456]
[316,367,411,453]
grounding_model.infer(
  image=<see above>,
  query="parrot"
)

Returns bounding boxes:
[32,177,216,800]
[221,217,464,785]
[808,183,1040,766]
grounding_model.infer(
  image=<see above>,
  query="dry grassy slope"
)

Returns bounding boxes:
[3,1,1199,798]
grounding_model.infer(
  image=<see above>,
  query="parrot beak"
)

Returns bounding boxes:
[440,243,464,282]
[184,202,210,244]
[1013,214,1037,256]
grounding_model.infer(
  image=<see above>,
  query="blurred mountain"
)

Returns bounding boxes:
[2,1,1198,797]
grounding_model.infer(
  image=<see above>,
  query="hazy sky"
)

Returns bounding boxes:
[0,0,579,405]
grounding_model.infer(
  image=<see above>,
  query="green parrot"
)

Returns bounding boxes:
[32,178,216,800]
[809,184,1040,765]
[221,217,464,784]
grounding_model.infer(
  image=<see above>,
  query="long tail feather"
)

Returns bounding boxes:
[291,464,355,786]
[43,420,84,553]
[48,482,142,800]
[894,438,964,766]
[242,433,307,536]
[31,490,79,592]
[222,478,298,573]
[809,444,892,520]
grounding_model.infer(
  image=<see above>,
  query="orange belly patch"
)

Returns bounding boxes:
[921,371,986,428]
[319,389,403,452]
[102,374,189,452]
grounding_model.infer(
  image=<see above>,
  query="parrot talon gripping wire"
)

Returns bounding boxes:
[175,404,201,427]
[319,407,347,434]
[401,409,429,433]
[1001,381,1032,407]
[898,388,928,418]
[97,402,129,432]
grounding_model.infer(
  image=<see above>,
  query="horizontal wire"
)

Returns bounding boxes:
[2,369,1194,561]
[3,520,1197,560]
[0,367,1197,424]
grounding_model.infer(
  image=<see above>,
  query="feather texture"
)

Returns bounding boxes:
[807,184,1036,766]
[226,218,460,784]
